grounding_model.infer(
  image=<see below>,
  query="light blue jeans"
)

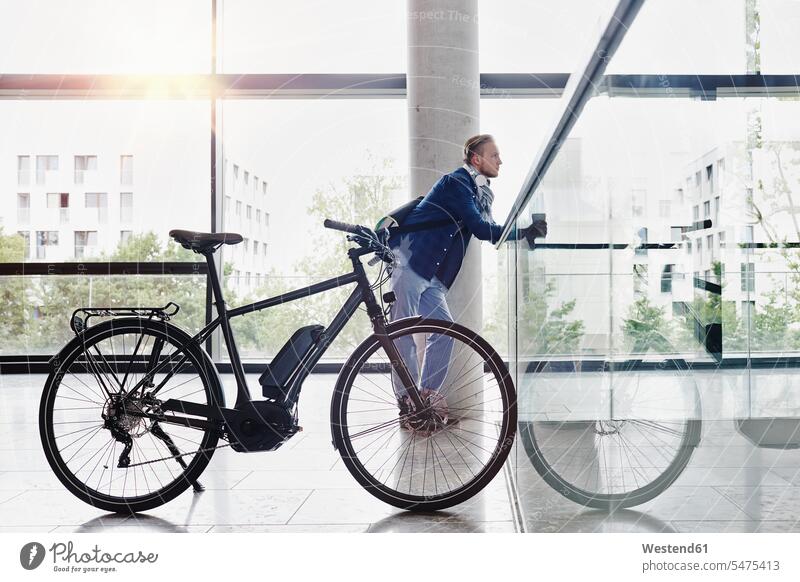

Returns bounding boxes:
[389,258,454,399]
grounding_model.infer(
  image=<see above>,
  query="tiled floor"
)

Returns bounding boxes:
[0,373,516,533]
[513,368,800,532]
[4,369,800,533]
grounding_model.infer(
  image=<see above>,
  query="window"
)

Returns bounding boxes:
[706,164,714,192]
[17,155,30,185]
[243,237,249,253]
[714,196,720,221]
[35,230,59,259]
[253,176,259,193]
[631,189,645,217]
[120,230,132,243]
[694,171,701,188]
[264,212,270,227]
[704,269,712,281]
[85,192,108,223]
[660,264,674,293]
[658,200,671,218]
[16,193,30,223]
[120,192,133,223]
[672,302,687,316]
[74,155,97,184]
[256,209,261,224]
[74,230,98,258]
[745,225,754,243]
[36,155,59,185]
[17,231,30,260]
[244,170,249,186]
[224,195,231,216]
[703,200,710,218]
[233,164,239,181]
[633,264,648,294]
[120,155,134,185]
[253,240,258,255]
[246,205,252,220]
[741,263,755,293]
[245,272,251,286]
[635,227,647,256]
[262,181,267,195]
[235,200,242,216]
[693,205,699,221]
[47,192,69,223]
[706,234,713,250]
[719,231,725,246]
[263,242,268,256]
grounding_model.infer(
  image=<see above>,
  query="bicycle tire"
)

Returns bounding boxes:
[330,317,516,512]
[40,317,222,514]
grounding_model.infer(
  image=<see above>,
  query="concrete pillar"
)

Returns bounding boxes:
[407,0,483,411]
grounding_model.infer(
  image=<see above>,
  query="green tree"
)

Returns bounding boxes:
[515,280,585,357]
[0,229,30,352]
[622,296,674,354]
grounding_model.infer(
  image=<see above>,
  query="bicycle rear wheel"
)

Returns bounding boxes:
[331,318,516,511]
[519,357,702,509]
[40,318,221,513]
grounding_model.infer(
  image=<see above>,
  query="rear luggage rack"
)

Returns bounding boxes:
[70,302,180,334]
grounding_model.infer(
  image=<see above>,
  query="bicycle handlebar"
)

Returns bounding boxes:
[323,219,361,234]
[324,218,395,265]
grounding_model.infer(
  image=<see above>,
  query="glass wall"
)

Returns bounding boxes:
[507,2,800,531]
[219,99,408,359]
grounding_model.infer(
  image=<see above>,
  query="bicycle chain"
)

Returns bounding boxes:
[125,442,232,468]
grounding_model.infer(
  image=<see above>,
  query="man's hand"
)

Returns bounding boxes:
[522,218,548,249]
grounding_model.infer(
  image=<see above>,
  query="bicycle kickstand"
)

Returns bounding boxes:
[150,423,205,492]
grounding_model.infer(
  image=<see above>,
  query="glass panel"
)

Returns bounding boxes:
[608,0,747,74]
[0,100,210,262]
[760,0,800,73]
[221,0,405,73]
[0,274,206,355]
[480,0,615,73]
[508,39,800,528]
[0,1,211,73]
[220,99,407,358]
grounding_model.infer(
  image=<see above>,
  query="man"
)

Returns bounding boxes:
[389,134,547,429]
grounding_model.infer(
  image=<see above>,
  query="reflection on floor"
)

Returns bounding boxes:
[5,369,800,533]
[514,368,800,532]
[0,373,516,533]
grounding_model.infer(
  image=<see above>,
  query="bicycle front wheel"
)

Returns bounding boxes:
[331,317,516,512]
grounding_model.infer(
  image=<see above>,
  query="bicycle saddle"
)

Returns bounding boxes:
[169,229,243,253]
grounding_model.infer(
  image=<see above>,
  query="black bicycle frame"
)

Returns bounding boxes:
[121,245,425,416]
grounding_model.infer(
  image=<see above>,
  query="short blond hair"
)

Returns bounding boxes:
[463,134,495,165]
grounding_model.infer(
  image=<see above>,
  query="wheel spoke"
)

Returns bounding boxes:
[335,323,514,506]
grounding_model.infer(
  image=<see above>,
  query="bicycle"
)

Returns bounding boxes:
[40,220,516,513]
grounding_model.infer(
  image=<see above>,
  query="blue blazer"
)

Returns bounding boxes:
[389,166,522,289]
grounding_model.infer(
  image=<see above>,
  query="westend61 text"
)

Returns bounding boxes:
[642,543,708,554]
[50,542,159,564]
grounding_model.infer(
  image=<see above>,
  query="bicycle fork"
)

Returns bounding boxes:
[354,261,426,412]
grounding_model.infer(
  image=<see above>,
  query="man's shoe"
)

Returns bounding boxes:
[397,395,414,430]
[420,389,457,427]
